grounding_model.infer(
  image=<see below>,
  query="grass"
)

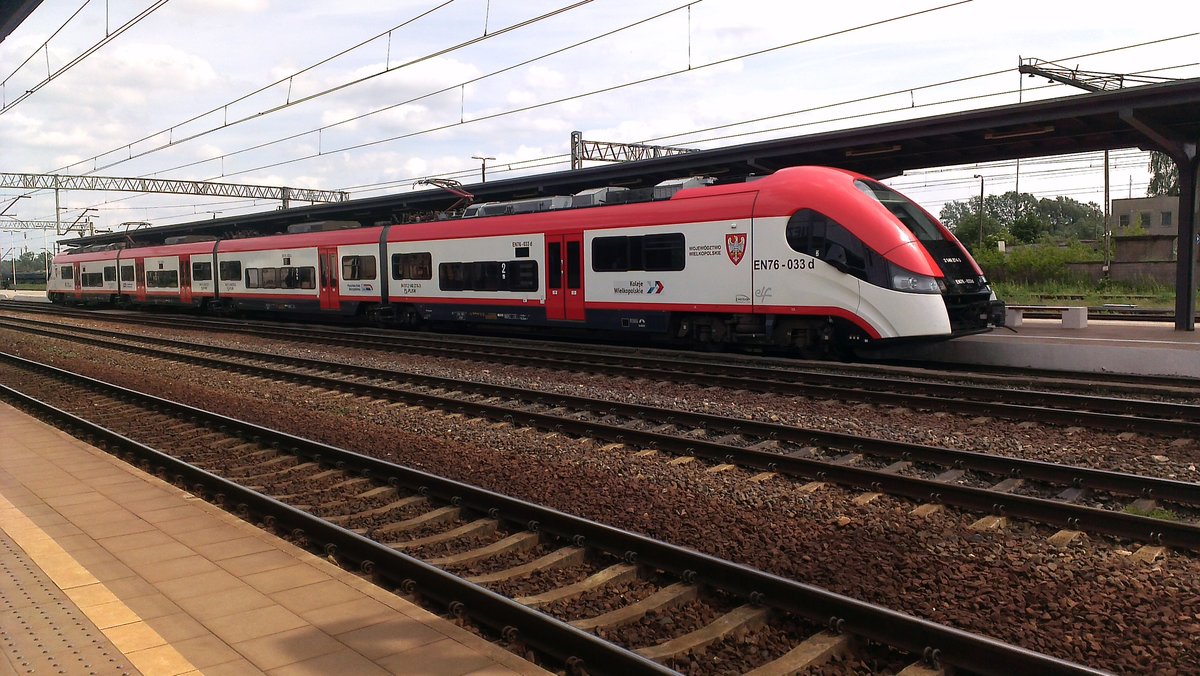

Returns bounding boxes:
[1121,504,1181,522]
[991,281,1180,309]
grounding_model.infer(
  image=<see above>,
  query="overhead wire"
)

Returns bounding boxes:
[0,0,172,116]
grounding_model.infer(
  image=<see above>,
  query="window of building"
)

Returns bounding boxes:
[146,270,179,288]
[60,266,73,279]
[192,261,213,281]
[81,272,105,288]
[120,265,134,282]
[591,233,686,272]
[1162,211,1173,227]
[103,266,116,282]
[391,252,432,280]
[219,260,242,281]
[438,260,539,292]
[244,266,315,290]
[1119,214,1130,227]
[342,255,377,280]
[1139,212,1152,226]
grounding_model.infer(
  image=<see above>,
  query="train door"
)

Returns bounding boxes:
[545,236,565,320]
[134,260,146,301]
[179,256,193,305]
[545,234,585,321]
[71,263,81,298]
[318,247,340,311]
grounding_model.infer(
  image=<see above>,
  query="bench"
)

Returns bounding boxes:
[1005,305,1088,329]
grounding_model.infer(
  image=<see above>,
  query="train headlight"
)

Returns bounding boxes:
[889,263,942,294]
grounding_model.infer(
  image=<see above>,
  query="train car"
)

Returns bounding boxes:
[49,166,1002,355]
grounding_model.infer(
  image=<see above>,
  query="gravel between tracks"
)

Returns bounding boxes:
[1,319,1198,674]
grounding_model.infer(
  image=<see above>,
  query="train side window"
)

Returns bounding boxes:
[297,267,316,289]
[260,268,279,289]
[507,260,538,291]
[439,262,465,291]
[61,266,73,279]
[81,272,104,288]
[566,241,581,289]
[642,233,685,271]
[219,261,242,281]
[146,270,179,288]
[342,255,377,280]
[103,266,117,282]
[120,265,134,282]
[192,262,213,281]
[392,252,432,280]
[786,209,868,280]
[246,268,260,288]
[592,236,628,272]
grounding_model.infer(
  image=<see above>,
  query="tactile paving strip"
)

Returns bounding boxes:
[0,530,139,675]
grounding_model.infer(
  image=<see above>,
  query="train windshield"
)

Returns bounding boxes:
[854,180,947,243]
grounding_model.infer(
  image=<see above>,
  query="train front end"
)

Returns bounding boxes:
[851,178,1004,337]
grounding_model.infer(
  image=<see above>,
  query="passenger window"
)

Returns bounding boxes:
[566,241,581,289]
[61,266,73,279]
[392,252,432,280]
[786,209,869,280]
[219,261,242,281]
[547,242,562,289]
[246,268,260,288]
[103,266,117,282]
[192,262,213,282]
[120,265,134,282]
[342,255,377,280]
[591,233,684,272]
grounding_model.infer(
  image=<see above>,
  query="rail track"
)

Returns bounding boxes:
[4,316,1197,551]
[0,351,1103,675]
[2,303,1199,437]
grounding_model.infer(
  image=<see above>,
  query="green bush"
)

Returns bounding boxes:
[976,243,1101,285]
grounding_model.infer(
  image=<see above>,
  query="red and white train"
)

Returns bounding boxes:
[48,166,1003,354]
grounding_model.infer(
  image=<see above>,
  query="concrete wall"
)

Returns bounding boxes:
[1112,195,1178,235]
[1113,234,1176,263]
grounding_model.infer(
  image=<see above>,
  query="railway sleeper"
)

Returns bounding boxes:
[373,505,461,536]
[392,518,498,551]
[328,495,427,525]
[743,631,855,676]
[571,582,698,632]
[635,604,770,663]
[467,545,586,584]
[427,530,540,567]
[516,563,639,607]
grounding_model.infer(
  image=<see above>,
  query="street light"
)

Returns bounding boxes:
[972,174,985,249]
[471,155,496,182]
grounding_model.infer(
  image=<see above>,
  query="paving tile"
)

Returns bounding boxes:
[266,648,391,676]
[170,633,243,669]
[173,524,251,547]
[145,613,211,643]
[102,621,170,653]
[87,599,143,630]
[205,605,309,644]
[156,568,245,600]
[140,504,209,525]
[173,586,275,621]
[194,535,279,561]
[78,557,135,583]
[126,642,202,675]
[80,517,157,539]
[115,541,196,567]
[103,575,161,601]
[231,626,345,671]
[154,514,220,536]
[201,657,269,676]
[377,638,497,676]
[241,563,331,594]
[139,554,222,583]
[272,579,363,614]
[123,592,185,621]
[334,616,446,659]
[297,597,396,636]
[464,666,523,676]
[97,529,178,552]
[218,549,301,577]
[64,582,120,609]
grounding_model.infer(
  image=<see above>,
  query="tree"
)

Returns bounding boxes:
[1148,151,1179,196]
[1010,212,1044,243]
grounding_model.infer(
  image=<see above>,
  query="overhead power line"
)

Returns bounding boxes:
[0,0,172,115]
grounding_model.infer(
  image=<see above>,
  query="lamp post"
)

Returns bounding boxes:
[471,155,496,183]
[972,174,985,250]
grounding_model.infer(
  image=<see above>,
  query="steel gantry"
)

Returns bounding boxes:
[0,173,349,207]
[570,131,699,170]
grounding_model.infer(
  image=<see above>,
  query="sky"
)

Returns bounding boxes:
[0,0,1197,257]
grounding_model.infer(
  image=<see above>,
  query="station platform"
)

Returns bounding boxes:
[0,401,546,676]
[874,318,1200,379]
[0,290,48,303]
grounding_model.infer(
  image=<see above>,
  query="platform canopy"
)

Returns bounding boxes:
[0,0,42,43]
[59,77,1200,329]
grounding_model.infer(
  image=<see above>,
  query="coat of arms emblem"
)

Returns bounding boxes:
[725,233,747,265]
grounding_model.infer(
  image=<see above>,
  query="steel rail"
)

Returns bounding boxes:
[6,318,1197,549]
[2,304,1197,436]
[0,354,1105,676]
